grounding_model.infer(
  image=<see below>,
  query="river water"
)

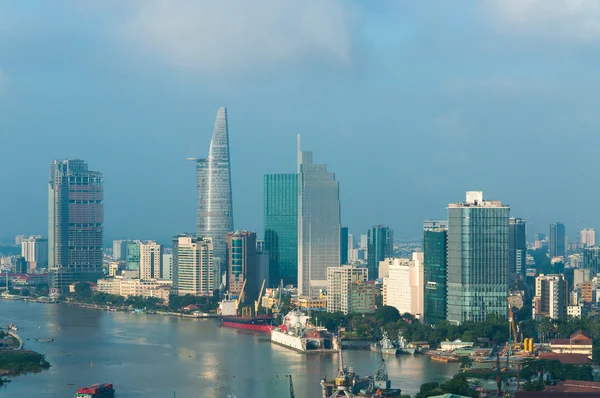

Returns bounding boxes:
[0,300,459,397]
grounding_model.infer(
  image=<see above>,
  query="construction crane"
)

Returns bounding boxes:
[235,279,247,316]
[508,302,519,351]
[254,279,266,315]
[287,374,295,398]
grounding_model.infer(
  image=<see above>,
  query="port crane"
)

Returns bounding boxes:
[254,279,266,315]
[236,279,247,316]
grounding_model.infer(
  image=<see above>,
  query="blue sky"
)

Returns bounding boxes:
[1,1,599,244]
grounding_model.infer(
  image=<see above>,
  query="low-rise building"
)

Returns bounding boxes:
[440,339,474,352]
[550,330,593,358]
[97,276,173,305]
[295,296,327,310]
[567,304,583,318]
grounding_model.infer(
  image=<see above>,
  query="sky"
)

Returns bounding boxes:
[1,0,600,244]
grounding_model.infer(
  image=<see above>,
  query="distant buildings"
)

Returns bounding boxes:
[162,253,173,280]
[583,246,600,275]
[97,276,172,304]
[298,136,341,296]
[326,266,374,314]
[194,107,234,290]
[126,241,141,273]
[367,225,393,281]
[226,230,258,302]
[580,228,596,248]
[533,274,567,320]
[423,220,448,325]
[264,173,298,286]
[139,241,163,280]
[173,234,214,296]
[382,254,424,318]
[509,218,527,278]
[48,159,104,289]
[340,227,349,265]
[447,191,509,324]
[112,240,129,261]
[21,236,48,272]
[549,222,566,259]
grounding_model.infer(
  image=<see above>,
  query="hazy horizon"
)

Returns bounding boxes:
[2,1,599,244]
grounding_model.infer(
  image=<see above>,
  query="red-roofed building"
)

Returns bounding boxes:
[181,304,199,312]
[538,353,592,365]
[550,330,593,358]
[516,380,600,397]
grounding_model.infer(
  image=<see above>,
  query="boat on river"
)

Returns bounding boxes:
[369,331,397,355]
[74,383,115,398]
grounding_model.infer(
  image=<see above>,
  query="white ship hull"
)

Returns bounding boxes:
[271,329,307,352]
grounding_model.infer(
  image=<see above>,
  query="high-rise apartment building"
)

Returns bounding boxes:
[297,136,341,296]
[382,254,424,318]
[264,173,298,286]
[581,229,596,248]
[341,227,349,265]
[226,231,258,302]
[139,241,163,280]
[326,266,371,314]
[173,234,214,296]
[112,240,129,261]
[533,274,567,320]
[549,222,566,258]
[367,225,393,280]
[21,236,48,271]
[423,220,448,325]
[48,159,104,288]
[447,191,509,324]
[193,107,234,290]
[509,218,527,278]
[162,253,173,281]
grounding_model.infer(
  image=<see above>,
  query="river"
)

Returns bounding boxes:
[0,300,459,397]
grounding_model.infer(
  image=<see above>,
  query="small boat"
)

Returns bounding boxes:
[431,354,459,363]
[35,338,54,342]
[74,383,115,398]
[8,323,17,331]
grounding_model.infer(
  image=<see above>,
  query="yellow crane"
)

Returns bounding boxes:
[254,279,266,315]
[236,279,247,316]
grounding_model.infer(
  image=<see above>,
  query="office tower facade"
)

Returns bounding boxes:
[326,266,371,314]
[162,253,173,280]
[423,220,448,325]
[447,191,509,324]
[126,241,141,272]
[297,137,341,296]
[226,230,258,302]
[15,257,27,274]
[194,107,234,290]
[532,274,567,320]
[112,240,129,261]
[549,222,566,258]
[139,241,163,280]
[583,246,600,275]
[382,254,424,318]
[341,227,349,265]
[367,225,394,280]
[48,159,104,288]
[264,173,298,286]
[574,268,591,287]
[581,228,596,248]
[509,218,527,278]
[21,236,48,271]
[173,234,214,296]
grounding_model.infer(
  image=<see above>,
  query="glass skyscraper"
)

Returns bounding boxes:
[549,222,566,259]
[48,159,104,288]
[194,107,233,290]
[423,220,448,325]
[447,191,509,324]
[509,218,527,278]
[264,174,298,286]
[340,227,349,265]
[367,225,393,280]
[297,135,341,296]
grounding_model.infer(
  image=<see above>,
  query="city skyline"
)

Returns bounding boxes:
[3,2,600,243]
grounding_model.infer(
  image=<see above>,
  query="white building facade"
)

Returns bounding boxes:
[382,254,424,318]
[139,241,163,280]
[326,266,368,314]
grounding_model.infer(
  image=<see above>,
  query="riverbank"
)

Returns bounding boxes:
[0,350,50,376]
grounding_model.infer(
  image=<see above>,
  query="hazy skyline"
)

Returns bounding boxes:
[2,1,600,243]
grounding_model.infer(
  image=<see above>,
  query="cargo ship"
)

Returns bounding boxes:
[74,383,115,398]
[219,279,273,332]
[271,310,338,353]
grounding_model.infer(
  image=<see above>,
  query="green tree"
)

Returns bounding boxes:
[375,305,400,325]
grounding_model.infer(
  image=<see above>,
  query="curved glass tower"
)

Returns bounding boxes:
[195,107,234,289]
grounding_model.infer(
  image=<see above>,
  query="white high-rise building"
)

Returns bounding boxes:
[326,265,370,314]
[173,235,214,296]
[21,236,48,270]
[533,274,567,320]
[382,254,424,318]
[297,135,341,296]
[139,241,163,280]
[581,229,596,248]
[360,234,368,250]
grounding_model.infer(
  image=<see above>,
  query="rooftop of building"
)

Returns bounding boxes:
[538,353,592,365]
[550,330,593,346]
[447,191,507,209]
[515,380,600,396]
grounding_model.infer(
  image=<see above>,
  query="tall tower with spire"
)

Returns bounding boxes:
[194,107,234,290]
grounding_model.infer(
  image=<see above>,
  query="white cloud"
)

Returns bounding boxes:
[121,0,358,75]
[485,0,600,40]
